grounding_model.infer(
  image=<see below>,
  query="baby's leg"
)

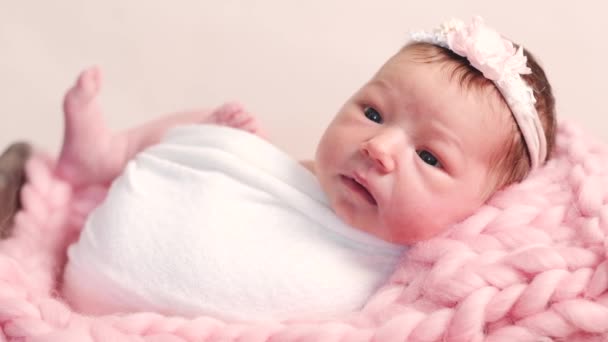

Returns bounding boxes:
[57,67,265,187]
[123,102,264,158]
[206,102,265,138]
[120,102,264,168]
[56,66,126,186]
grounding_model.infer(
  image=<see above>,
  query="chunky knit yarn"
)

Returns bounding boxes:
[0,121,606,341]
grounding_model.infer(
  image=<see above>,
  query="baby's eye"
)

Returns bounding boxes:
[417,150,442,168]
[364,107,383,124]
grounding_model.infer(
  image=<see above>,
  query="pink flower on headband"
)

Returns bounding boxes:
[446,17,531,81]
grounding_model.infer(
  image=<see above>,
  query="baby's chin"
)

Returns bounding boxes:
[340,216,410,244]
[375,219,454,245]
[331,204,357,228]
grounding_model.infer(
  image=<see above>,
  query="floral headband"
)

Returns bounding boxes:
[410,16,547,169]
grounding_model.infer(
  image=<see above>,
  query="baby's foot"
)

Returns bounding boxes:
[207,102,265,137]
[57,67,125,186]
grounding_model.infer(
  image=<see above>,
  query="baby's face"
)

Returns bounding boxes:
[314,49,509,244]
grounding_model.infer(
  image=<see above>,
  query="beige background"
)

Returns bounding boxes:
[1,1,606,159]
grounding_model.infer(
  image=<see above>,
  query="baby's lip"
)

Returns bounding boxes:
[345,172,377,206]
[352,171,369,189]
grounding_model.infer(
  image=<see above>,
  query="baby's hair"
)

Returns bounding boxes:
[403,42,556,191]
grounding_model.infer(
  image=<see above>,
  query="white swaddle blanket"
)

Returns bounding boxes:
[63,124,406,321]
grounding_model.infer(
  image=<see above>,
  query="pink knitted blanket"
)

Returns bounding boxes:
[1,121,607,341]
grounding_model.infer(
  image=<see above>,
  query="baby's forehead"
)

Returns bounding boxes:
[381,49,511,119]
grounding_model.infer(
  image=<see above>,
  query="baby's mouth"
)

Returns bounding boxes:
[341,175,377,206]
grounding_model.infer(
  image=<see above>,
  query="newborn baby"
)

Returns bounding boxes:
[62,97,404,321]
[61,17,556,321]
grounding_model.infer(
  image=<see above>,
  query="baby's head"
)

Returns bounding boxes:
[314,17,556,244]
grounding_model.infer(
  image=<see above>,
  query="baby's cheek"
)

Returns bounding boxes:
[383,199,459,243]
[315,140,340,170]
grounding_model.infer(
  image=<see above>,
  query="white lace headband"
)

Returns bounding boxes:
[410,16,547,169]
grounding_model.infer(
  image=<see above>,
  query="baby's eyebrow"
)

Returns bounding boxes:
[369,79,390,89]
[428,122,463,153]
[367,79,397,97]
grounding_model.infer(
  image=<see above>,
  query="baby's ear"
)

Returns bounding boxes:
[0,142,32,238]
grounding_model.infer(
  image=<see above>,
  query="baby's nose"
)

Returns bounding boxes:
[360,141,395,173]
[360,128,404,173]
